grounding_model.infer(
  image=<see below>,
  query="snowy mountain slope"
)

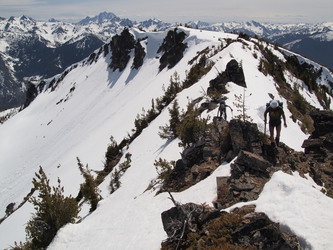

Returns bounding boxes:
[0,27,332,249]
[189,20,333,69]
[1,12,332,111]
[0,12,173,110]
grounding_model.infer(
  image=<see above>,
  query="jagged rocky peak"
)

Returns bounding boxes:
[78,12,121,25]
[48,18,60,23]
[158,28,188,71]
[102,27,146,71]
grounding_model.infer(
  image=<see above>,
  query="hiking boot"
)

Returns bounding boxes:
[275,137,280,146]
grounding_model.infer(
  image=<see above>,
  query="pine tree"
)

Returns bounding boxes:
[176,105,212,147]
[77,158,101,212]
[25,167,79,249]
[233,88,253,122]
[159,99,181,140]
[154,158,174,183]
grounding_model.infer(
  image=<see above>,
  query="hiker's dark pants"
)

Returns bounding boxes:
[269,119,281,142]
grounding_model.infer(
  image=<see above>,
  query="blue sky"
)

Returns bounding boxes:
[0,0,332,23]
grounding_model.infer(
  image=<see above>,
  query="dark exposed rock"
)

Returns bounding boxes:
[132,39,146,69]
[307,109,333,137]
[180,140,205,167]
[302,110,333,154]
[301,109,333,197]
[161,141,218,192]
[157,28,188,71]
[231,207,300,250]
[161,203,220,239]
[233,150,271,177]
[215,150,272,208]
[207,117,232,162]
[160,112,333,249]
[161,204,300,249]
[109,28,136,71]
[230,181,255,191]
[5,202,15,216]
[199,101,218,112]
[0,54,25,110]
[22,81,38,109]
[209,59,246,93]
[229,119,263,157]
[160,119,265,193]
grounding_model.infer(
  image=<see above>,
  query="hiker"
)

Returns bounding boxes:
[125,152,132,162]
[264,100,287,146]
[217,100,233,121]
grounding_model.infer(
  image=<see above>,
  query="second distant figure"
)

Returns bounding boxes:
[217,100,233,121]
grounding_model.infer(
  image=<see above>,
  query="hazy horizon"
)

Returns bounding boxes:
[0,0,332,24]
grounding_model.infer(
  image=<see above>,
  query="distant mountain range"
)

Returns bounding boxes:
[0,11,332,110]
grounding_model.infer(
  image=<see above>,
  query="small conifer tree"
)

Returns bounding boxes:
[233,88,253,122]
[177,104,212,147]
[110,169,121,194]
[25,167,79,249]
[154,158,174,183]
[77,158,101,212]
[159,99,181,140]
[109,159,131,194]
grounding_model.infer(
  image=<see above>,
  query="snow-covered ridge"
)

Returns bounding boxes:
[1,12,332,111]
[0,27,332,249]
[1,13,332,51]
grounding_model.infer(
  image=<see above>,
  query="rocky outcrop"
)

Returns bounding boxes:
[161,202,220,239]
[109,29,147,71]
[216,150,272,209]
[132,39,146,69]
[302,110,333,156]
[109,28,136,71]
[208,59,246,95]
[161,110,333,199]
[229,119,263,157]
[161,204,300,249]
[22,81,38,109]
[161,112,333,249]
[157,28,188,71]
[159,118,264,193]
[301,110,333,197]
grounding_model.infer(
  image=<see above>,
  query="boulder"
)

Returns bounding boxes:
[233,150,271,177]
[209,59,246,90]
[161,204,300,249]
[229,119,263,157]
[161,203,220,238]
[309,110,333,137]
[231,208,300,249]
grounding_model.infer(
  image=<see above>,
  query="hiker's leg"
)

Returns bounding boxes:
[276,124,282,142]
[269,125,275,143]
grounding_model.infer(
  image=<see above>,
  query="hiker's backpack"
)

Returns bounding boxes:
[219,100,226,110]
[266,100,283,109]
